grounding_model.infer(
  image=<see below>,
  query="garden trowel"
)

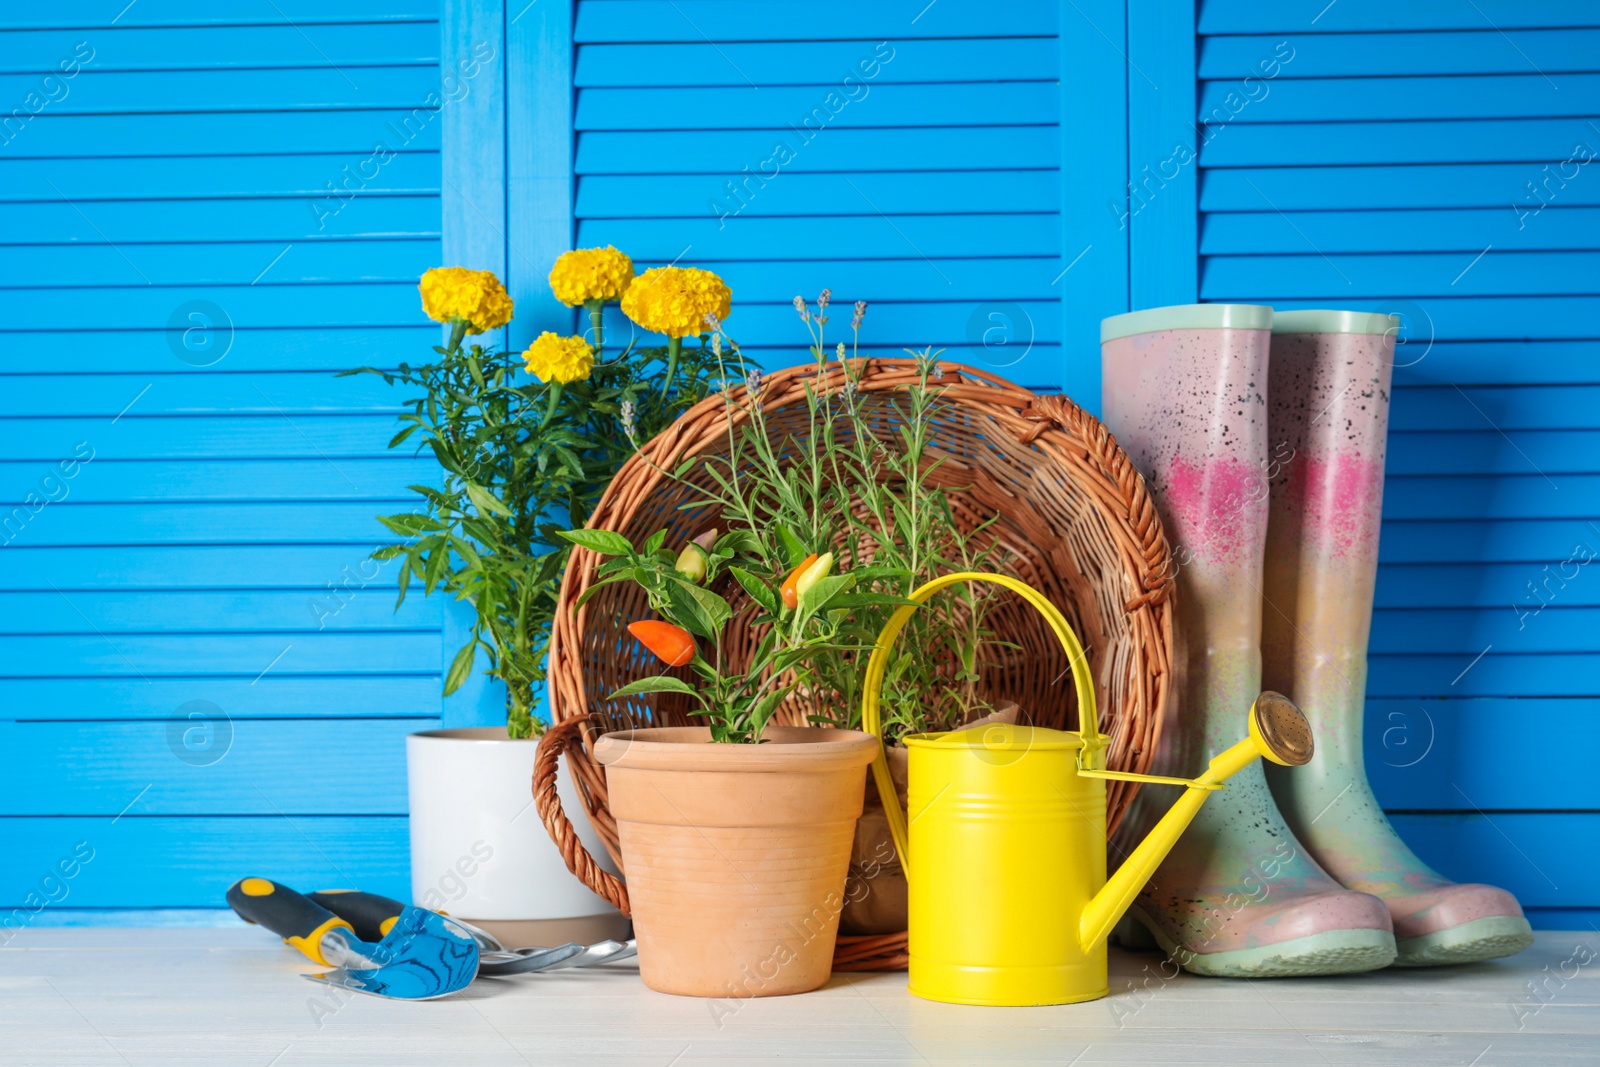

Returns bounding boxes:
[226,878,478,1000]
[306,888,638,976]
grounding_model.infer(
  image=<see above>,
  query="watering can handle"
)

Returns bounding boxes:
[860,572,1101,880]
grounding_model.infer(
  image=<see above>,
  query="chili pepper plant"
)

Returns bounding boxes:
[558,526,909,743]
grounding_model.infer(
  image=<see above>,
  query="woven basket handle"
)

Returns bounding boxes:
[532,716,631,915]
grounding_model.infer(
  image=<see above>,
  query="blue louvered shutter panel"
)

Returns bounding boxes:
[1196,0,1600,926]
[572,0,1070,390]
[9,0,1590,928]
[0,2,445,910]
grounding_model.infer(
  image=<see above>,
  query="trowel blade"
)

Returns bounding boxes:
[303,906,478,1000]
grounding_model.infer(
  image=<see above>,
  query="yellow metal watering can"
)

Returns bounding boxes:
[862,572,1314,1006]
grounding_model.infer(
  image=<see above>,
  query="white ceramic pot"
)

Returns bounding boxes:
[406,727,624,944]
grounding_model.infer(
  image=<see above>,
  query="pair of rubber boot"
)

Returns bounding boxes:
[1100,305,1534,976]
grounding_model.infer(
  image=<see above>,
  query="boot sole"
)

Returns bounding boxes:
[1122,904,1397,977]
[1392,915,1535,968]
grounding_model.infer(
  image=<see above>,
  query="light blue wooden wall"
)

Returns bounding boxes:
[566,0,1118,401]
[0,1,456,920]
[4,0,1592,930]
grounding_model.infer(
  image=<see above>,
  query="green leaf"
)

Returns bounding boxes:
[447,535,484,570]
[774,525,808,568]
[729,566,779,614]
[852,564,915,587]
[376,513,445,537]
[889,496,916,540]
[608,675,700,700]
[572,571,637,610]
[393,543,417,602]
[551,444,585,478]
[464,482,513,518]
[556,529,636,556]
[407,484,449,507]
[674,576,733,630]
[423,543,449,594]
[443,640,477,696]
[747,684,794,736]
[662,578,728,640]
[715,529,763,557]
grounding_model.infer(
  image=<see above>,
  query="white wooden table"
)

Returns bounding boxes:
[1,928,1592,1065]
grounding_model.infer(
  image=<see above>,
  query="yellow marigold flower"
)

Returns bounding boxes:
[548,246,635,307]
[620,266,732,340]
[522,332,594,384]
[419,266,515,334]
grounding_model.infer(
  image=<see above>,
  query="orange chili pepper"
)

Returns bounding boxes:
[780,553,819,610]
[627,620,696,667]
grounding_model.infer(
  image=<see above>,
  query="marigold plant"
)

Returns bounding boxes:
[621,265,731,339]
[419,266,515,336]
[522,332,594,385]
[548,246,634,308]
[346,257,725,737]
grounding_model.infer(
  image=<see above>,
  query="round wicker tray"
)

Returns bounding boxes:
[533,358,1174,970]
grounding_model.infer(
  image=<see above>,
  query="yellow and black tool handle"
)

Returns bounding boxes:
[226,877,356,966]
[307,889,406,943]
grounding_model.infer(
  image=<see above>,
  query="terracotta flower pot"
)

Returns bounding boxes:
[593,725,879,998]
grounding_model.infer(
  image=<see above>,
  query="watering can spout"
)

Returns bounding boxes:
[1077,692,1314,954]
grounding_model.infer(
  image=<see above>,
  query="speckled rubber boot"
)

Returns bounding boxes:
[1101,304,1396,978]
[1260,311,1533,968]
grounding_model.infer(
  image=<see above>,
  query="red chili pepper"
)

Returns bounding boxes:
[780,553,819,610]
[627,620,696,667]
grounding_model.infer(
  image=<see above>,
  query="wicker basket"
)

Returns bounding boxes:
[533,358,1174,971]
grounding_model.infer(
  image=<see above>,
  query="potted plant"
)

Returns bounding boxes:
[558,525,886,997]
[347,251,728,939]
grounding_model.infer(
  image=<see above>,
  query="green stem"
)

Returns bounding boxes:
[586,300,605,351]
[506,680,534,739]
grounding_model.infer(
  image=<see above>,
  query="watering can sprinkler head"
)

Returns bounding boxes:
[1249,690,1314,767]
